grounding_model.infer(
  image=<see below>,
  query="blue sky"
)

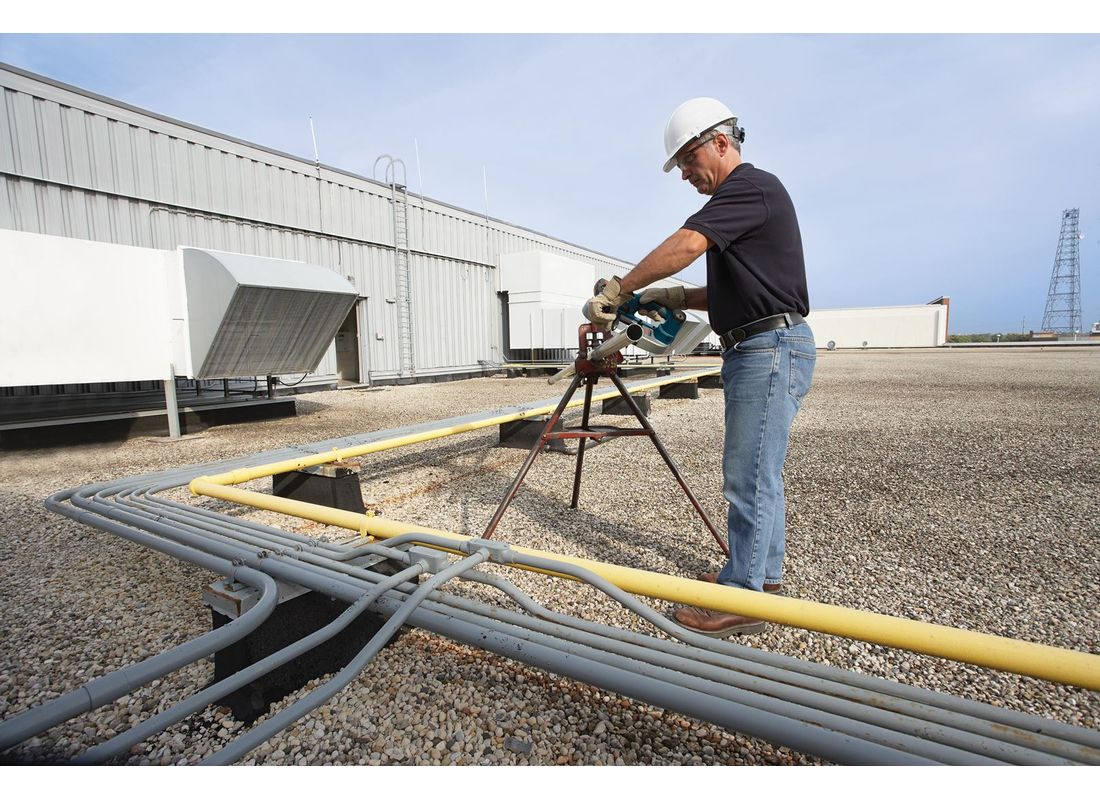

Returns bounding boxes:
[2,32,1098,333]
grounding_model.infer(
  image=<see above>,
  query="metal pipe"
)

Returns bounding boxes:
[444,557,1073,764]
[358,590,934,765]
[121,491,413,583]
[587,323,644,360]
[35,485,1099,764]
[0,509,279,752]
[187,479,1100,691]
[74,563,426,765]
[547,323,644,385]
[428,592,1006,764]
[202,552,489,765]
[197,369,719,486]
[456,572,1100,763]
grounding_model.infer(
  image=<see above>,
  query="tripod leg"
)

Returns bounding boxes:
[608,372,729,558]
[569,375,596,508]
[482,372,583,539]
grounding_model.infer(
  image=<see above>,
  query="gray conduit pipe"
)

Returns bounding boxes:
[385,531,1100,756]
[134,478,356,554]
[65,493,1100,764]
[117,491,395,578]
[124,492,414,580]
[0,504,279,752]
[438,576,1050,764]
[63,490,379,602]
[430,588,1005,764]
[148,528,946,765]
[74,562,426,765]
[349,535,1094,764]
[25,493,1038,766]
[503,554,1090,764]
[458,572,1098,764]
[360,591,934,766]
[139,492,354,556]
[34,459,1099,764]
[127,475,1089,761]
[202,551,491,765]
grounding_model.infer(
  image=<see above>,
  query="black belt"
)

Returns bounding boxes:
[719,312,805,352]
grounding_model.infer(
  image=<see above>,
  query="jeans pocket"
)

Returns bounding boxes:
[732,330,778,353]
[789,350,815,401]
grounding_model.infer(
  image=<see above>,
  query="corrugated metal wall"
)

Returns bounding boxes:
[0,63,633,387]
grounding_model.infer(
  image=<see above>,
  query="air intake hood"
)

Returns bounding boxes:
[181,248,358,379]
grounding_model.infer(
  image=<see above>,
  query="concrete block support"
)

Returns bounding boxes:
[272,463,365,514]
[210,591,397,723]
[659,380,699,400]
[602,393,652,416]
[498,416,570,452]
[210,467,406,723]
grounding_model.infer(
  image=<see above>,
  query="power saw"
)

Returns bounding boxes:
[593,278,687,346]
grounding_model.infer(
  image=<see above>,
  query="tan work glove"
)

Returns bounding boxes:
[637,286,687,322]
[638,286,687,310]
[583,276,625,330]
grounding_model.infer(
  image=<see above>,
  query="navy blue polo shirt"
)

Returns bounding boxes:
[682,162,809,335]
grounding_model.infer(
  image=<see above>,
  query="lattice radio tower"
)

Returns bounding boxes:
[1041,209,1082,333]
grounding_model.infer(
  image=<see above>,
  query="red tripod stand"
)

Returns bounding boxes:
[481,322,728,558]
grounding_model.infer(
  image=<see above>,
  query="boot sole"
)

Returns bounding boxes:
[690,621,768,638]
[668,610,768,638]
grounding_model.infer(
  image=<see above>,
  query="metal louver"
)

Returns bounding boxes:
[182,248,357,380]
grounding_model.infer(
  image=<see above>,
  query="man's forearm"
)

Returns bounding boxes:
[618,228,710,295]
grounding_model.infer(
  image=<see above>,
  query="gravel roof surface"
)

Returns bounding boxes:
[1,347,1097,765]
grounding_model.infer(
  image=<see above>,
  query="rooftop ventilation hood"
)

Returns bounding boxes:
[181,248,358,379]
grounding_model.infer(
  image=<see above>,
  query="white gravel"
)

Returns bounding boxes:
[1,347,1097,765]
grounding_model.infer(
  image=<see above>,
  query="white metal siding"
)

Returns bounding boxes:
[1,65,641,385]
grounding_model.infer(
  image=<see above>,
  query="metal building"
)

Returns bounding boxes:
[0,62,652,391]
[2,61,950,413]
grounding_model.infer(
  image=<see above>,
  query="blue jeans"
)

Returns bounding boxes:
[716,322,815,591]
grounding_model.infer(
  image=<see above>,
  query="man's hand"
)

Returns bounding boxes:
[638,286,687,311]
[583,276,625,329]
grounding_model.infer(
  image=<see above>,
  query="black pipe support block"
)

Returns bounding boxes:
[601,393,651,416]
[659,381,699,400]
[498,417,570,453]
[210,587,408,724]
[272,464,365,514]
[698,374,723,389]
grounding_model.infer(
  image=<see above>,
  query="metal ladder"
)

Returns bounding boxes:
[375,156,415,379]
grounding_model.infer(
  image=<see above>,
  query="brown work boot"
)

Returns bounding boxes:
[672,605,766,637]
[696,572,783,594]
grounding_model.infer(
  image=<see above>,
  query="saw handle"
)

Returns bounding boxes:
[617,295,685,346]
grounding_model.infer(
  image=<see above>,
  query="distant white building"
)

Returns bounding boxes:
[806,298,950,349]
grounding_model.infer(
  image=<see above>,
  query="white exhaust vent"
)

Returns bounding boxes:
[181,248,358,379]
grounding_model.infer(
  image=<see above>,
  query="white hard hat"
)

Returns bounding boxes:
[662,97,741,173]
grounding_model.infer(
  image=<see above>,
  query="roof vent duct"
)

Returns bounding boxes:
[181,248,357,379]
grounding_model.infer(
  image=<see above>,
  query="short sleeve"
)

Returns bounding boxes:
[682,178,768,251]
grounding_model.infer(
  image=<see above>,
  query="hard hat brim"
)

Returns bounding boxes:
[662,139,696,173]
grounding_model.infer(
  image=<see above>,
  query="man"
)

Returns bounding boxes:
[584,97,815,637]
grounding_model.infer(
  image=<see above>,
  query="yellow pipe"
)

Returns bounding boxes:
[205,369,719,486]
[191,478,1100,691]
